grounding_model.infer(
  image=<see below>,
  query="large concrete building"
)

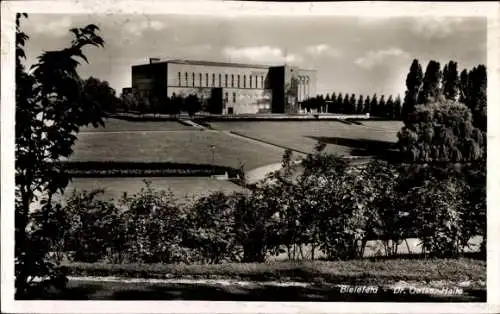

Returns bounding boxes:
[130,58,316,114]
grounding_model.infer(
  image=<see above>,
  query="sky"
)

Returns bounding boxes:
[21,14,486,97]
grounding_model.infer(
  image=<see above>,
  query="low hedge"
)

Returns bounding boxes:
[58,259,485,284]
[59,161,241,178]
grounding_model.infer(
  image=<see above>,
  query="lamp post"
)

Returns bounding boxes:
[210,145,215,176]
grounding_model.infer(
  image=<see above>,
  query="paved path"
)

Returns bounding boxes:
[32,277,485,301]
[178,119,206,130]
[217,130,306,184]
[244,162,284,184]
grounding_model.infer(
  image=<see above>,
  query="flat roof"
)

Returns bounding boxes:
[166,59,271,69]
[133,59,316,71]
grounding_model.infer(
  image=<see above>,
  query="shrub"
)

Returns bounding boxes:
[119,181,187,263]
[398,100,485,163]
[233,191,282,262]
[404,176,467,257]
[316,168,371,260]
[361,160,408,256]
[63,190,122,263]
[184,192,239,263]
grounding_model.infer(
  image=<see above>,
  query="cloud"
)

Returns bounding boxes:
[191,44,212,52]
[123,19,167,36]
[221,46,303,65]
[354,47,409,69]
[306,44,342,58]
[356,17,391,26]
[29,16,73,37]
[411,17,465,39]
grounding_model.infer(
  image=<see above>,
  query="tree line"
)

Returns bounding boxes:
[401,59,486,132]
[303,58,487,124]
[82,78,207,116]
[121,92,211,116]
[303,93,403,119]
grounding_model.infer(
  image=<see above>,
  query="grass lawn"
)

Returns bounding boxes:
[59,258,485,285]
[62,177,245,205]
[70,130,284,170]
[72,119,402,171]
[209,120,401,157]
[80,118,193,132]
[358,120,404,132]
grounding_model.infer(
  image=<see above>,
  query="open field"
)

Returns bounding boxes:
[209,120,401,158]
[359,120,404,132]
[80,118,193,132]
[63,177,244,204]
[71,119,402,172]
[70,129,284,170]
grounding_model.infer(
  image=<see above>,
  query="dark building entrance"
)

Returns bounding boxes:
[207,88,223,114]
[227,107,234,115]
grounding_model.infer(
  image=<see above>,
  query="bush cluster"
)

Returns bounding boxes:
[34,145,485,265]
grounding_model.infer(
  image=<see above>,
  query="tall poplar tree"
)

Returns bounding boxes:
[459,69,469,104]
[378,95,386,117]
[418,60,442,105]
[349,93,357,114]
[370,94,378,117]
[356,94,364,114]
[467,65,487,132]
[402,59,423,122]
[337,92,344,113]
[324,93,331,113]
[386,95,394,119]
[443,61,459,101]
[364,95,371,115]
[343,94,351,114]
[328,92,336,113]
[394,95,402,120]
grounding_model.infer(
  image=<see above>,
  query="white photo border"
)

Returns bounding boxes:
[1,1,499,313]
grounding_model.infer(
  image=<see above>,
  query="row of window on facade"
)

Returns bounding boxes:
[178,72,267,89]
[221,91,269,104]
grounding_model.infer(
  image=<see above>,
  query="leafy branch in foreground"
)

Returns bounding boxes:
[15,13,106,298]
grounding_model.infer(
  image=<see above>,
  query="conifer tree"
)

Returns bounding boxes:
[402,59,423,121]
[370,94,378,117]
[337,92,344,113]
[324,93,330,113]
[318,94,326,112]
[418,60,442,104]
[356,94,364,114]
[459,69,469,104]
[443,61,459,101]
[329,92,337,113]
[349,93,357,114]
[364,95,371,115]
[466,65,487,132]
[394,95,402,120]
[343,94,351,114]
[386,95,394,119]
[378,95,386,117]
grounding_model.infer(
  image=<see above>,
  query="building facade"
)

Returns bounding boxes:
[130,59,316,114]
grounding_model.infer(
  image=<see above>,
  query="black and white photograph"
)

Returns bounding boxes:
[1,1,499,312]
